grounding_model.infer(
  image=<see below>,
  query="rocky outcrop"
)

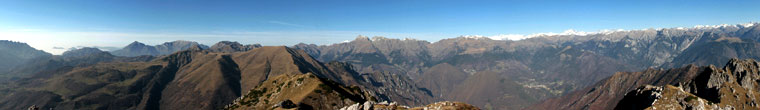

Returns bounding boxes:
[650,59,760,109]
[224,73,375,110]
[532,58,760,110]
[615,85,715,110]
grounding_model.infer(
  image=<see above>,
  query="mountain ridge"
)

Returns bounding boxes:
[111,40,209,57]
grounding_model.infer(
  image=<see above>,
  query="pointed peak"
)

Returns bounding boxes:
[126,41,147,47]
[129,41,144,45]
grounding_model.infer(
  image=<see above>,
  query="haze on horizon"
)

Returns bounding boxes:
[1,0,759,54]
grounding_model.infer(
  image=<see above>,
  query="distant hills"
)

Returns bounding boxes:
[0,46,437,109]
[111,40,208,57]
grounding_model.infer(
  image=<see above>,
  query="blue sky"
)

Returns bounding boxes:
[1,0,759,54]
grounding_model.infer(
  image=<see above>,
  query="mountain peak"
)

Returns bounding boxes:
[208,41,261,52]
[724,58,757,73]
[160,40,202,47]
[354,35,371,41]
[126,41,147,48]
[215,41,241,45]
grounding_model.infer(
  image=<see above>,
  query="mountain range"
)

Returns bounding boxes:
[0,44,438,109]
[293,23,760,109]
[1,23,760,110]
[111,40,209,57]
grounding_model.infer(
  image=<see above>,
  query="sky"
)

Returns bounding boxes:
[1,0,759,54]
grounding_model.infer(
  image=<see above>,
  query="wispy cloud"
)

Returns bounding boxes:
[267,20,308,28]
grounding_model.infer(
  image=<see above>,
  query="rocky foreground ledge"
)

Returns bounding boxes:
[532,58,760,110]
[616,58,760,110]
[340,101,479,110]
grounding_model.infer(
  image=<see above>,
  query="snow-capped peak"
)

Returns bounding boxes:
[461,35,491,40]
[488,34,528,41]
[463,22,757,41]
[741,23,756,28]
[403,37,418,41]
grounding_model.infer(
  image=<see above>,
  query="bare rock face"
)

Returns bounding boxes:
[725,59,760,91]
[674,59,760,109]
[681,65,733,103]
